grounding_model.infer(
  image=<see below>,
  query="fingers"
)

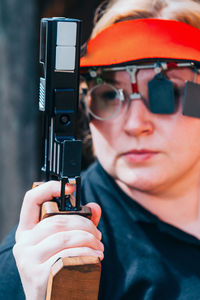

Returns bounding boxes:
[86,203,102,227]
[33,230,104,263]
[18,181,75,232]
[17,214,102,245]
[44,247,104,269]
[14,180,103,300]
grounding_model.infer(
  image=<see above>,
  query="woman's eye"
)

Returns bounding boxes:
[102,91,117,100]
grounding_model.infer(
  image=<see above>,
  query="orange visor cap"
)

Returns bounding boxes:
[80,18,200,67]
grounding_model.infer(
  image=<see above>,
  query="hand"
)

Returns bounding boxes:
[13,181,103,300]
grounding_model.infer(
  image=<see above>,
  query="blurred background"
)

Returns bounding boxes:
[0,0,103,241]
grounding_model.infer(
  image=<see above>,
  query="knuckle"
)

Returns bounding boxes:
[58,231,70,246]
[51,214,89,229]
[41,215,68,233]
[51,215,68,226]
[24,189,32,201]
[80,215,91,227]
[85,231,96,244]
[45,181,55,193]
[46,180,60,193]
[81,246,93,255]
[12,241,26,259]
[69,214,86,225]
[47,220,61,233]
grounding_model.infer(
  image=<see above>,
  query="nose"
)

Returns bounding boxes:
[123,98,154,137]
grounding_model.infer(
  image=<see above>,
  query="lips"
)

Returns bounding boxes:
[122,149,159,163]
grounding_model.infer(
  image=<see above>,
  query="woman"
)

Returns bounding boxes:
[1,0,200,299]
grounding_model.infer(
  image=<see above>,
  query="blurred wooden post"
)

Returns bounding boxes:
[0,0,38,240]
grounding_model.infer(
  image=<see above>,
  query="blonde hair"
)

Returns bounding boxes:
[91,0,200,38]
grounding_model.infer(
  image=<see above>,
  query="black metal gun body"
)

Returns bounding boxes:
[39,17,82,211]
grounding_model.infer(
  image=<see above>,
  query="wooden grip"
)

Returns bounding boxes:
[40,201,92,220]
[46,256,101,300]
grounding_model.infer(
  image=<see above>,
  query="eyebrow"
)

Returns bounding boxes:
[101,71,122,84]
[102,76,121,85]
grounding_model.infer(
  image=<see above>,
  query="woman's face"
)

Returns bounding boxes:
[89,67,200,194]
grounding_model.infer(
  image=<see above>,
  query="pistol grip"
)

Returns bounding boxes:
[40,201,92,220]
[39,200,100,300]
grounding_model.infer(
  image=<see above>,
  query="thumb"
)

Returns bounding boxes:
[86,203,102,227]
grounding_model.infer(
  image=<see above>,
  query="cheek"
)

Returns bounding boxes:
[89,119,122,148]
[161,114,200,157]
[89,121,121,172]
[89,122,107,150]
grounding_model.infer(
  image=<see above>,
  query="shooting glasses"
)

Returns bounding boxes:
[82,62,200,121]
[80,19,200,120]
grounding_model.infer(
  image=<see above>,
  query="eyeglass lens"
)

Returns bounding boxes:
[86,76,188,120]
[87,84,123,120]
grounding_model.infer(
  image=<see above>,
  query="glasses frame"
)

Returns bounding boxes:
[84,61,196,121]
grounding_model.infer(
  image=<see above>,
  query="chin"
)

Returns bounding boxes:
[125,178,162,193]
[115,164,167,193]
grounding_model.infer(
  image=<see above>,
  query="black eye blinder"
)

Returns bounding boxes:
[148,72,200,118]
[182,81,200,118]
[148,72,175,114]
